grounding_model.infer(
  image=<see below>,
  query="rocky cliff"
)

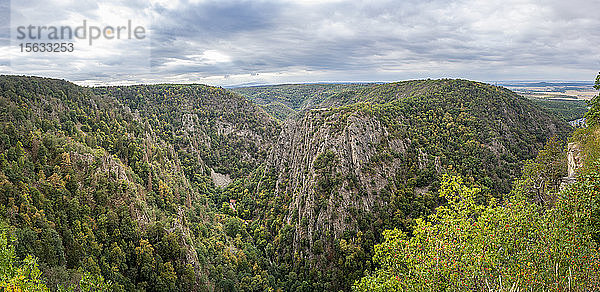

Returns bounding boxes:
[266,80,572,281]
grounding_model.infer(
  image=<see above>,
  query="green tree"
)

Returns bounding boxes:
[586,72,600,126]
[518,137,566,206]
[354,173,600,291]
[0,232,49,291]
[79,271,111,292]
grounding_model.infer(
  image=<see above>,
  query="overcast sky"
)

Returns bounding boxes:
[1,0,599,86]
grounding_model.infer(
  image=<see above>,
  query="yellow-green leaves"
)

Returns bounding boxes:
[354,171,600,291]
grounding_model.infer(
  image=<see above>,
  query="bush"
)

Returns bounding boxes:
[354,173,600,291]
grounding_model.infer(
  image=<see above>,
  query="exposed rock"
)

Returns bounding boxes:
[265,79,572,272]
[211,169,232,187]
[561,142,583,189]
[268,108,414,265]
[567,142,583,177]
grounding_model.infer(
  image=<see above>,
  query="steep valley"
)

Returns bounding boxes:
[0,75,580,291]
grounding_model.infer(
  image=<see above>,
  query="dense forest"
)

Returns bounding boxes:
[234,81,590,124]
[0,74,597,291]
[528,98,589,121]
[355,76,600,290]
[231,83,373,120]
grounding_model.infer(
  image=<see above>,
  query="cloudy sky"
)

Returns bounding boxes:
[1,0,599,86]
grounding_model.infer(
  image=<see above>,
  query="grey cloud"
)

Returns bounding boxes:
[4,0,600,84]
[0,0,9,42]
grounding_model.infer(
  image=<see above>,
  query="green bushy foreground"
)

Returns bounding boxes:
[353,170,600,291]
[0,231,110,291]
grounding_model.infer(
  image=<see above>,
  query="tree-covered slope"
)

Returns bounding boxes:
[527,97,589,121]
[355,74,600,291]
[250,79,572,290]
[232,83,374,120]
[0,76,283,291]
[0,76,202,290]
[94,84,280,179]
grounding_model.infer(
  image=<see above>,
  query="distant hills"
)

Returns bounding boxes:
[496,81,594,87]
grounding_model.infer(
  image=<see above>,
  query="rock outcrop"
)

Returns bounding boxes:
[561,142,583,189]
[266,79,573,274]
[269,108,411,259]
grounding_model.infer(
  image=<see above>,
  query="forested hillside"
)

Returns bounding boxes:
[232,83,373,120]
[264,79,571,290]
[528,98,589,121]
[236,81,590,124]
[354,74,600,290]
[94,85,280,179]
[0,75,585,292]
[0,76,282,291]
